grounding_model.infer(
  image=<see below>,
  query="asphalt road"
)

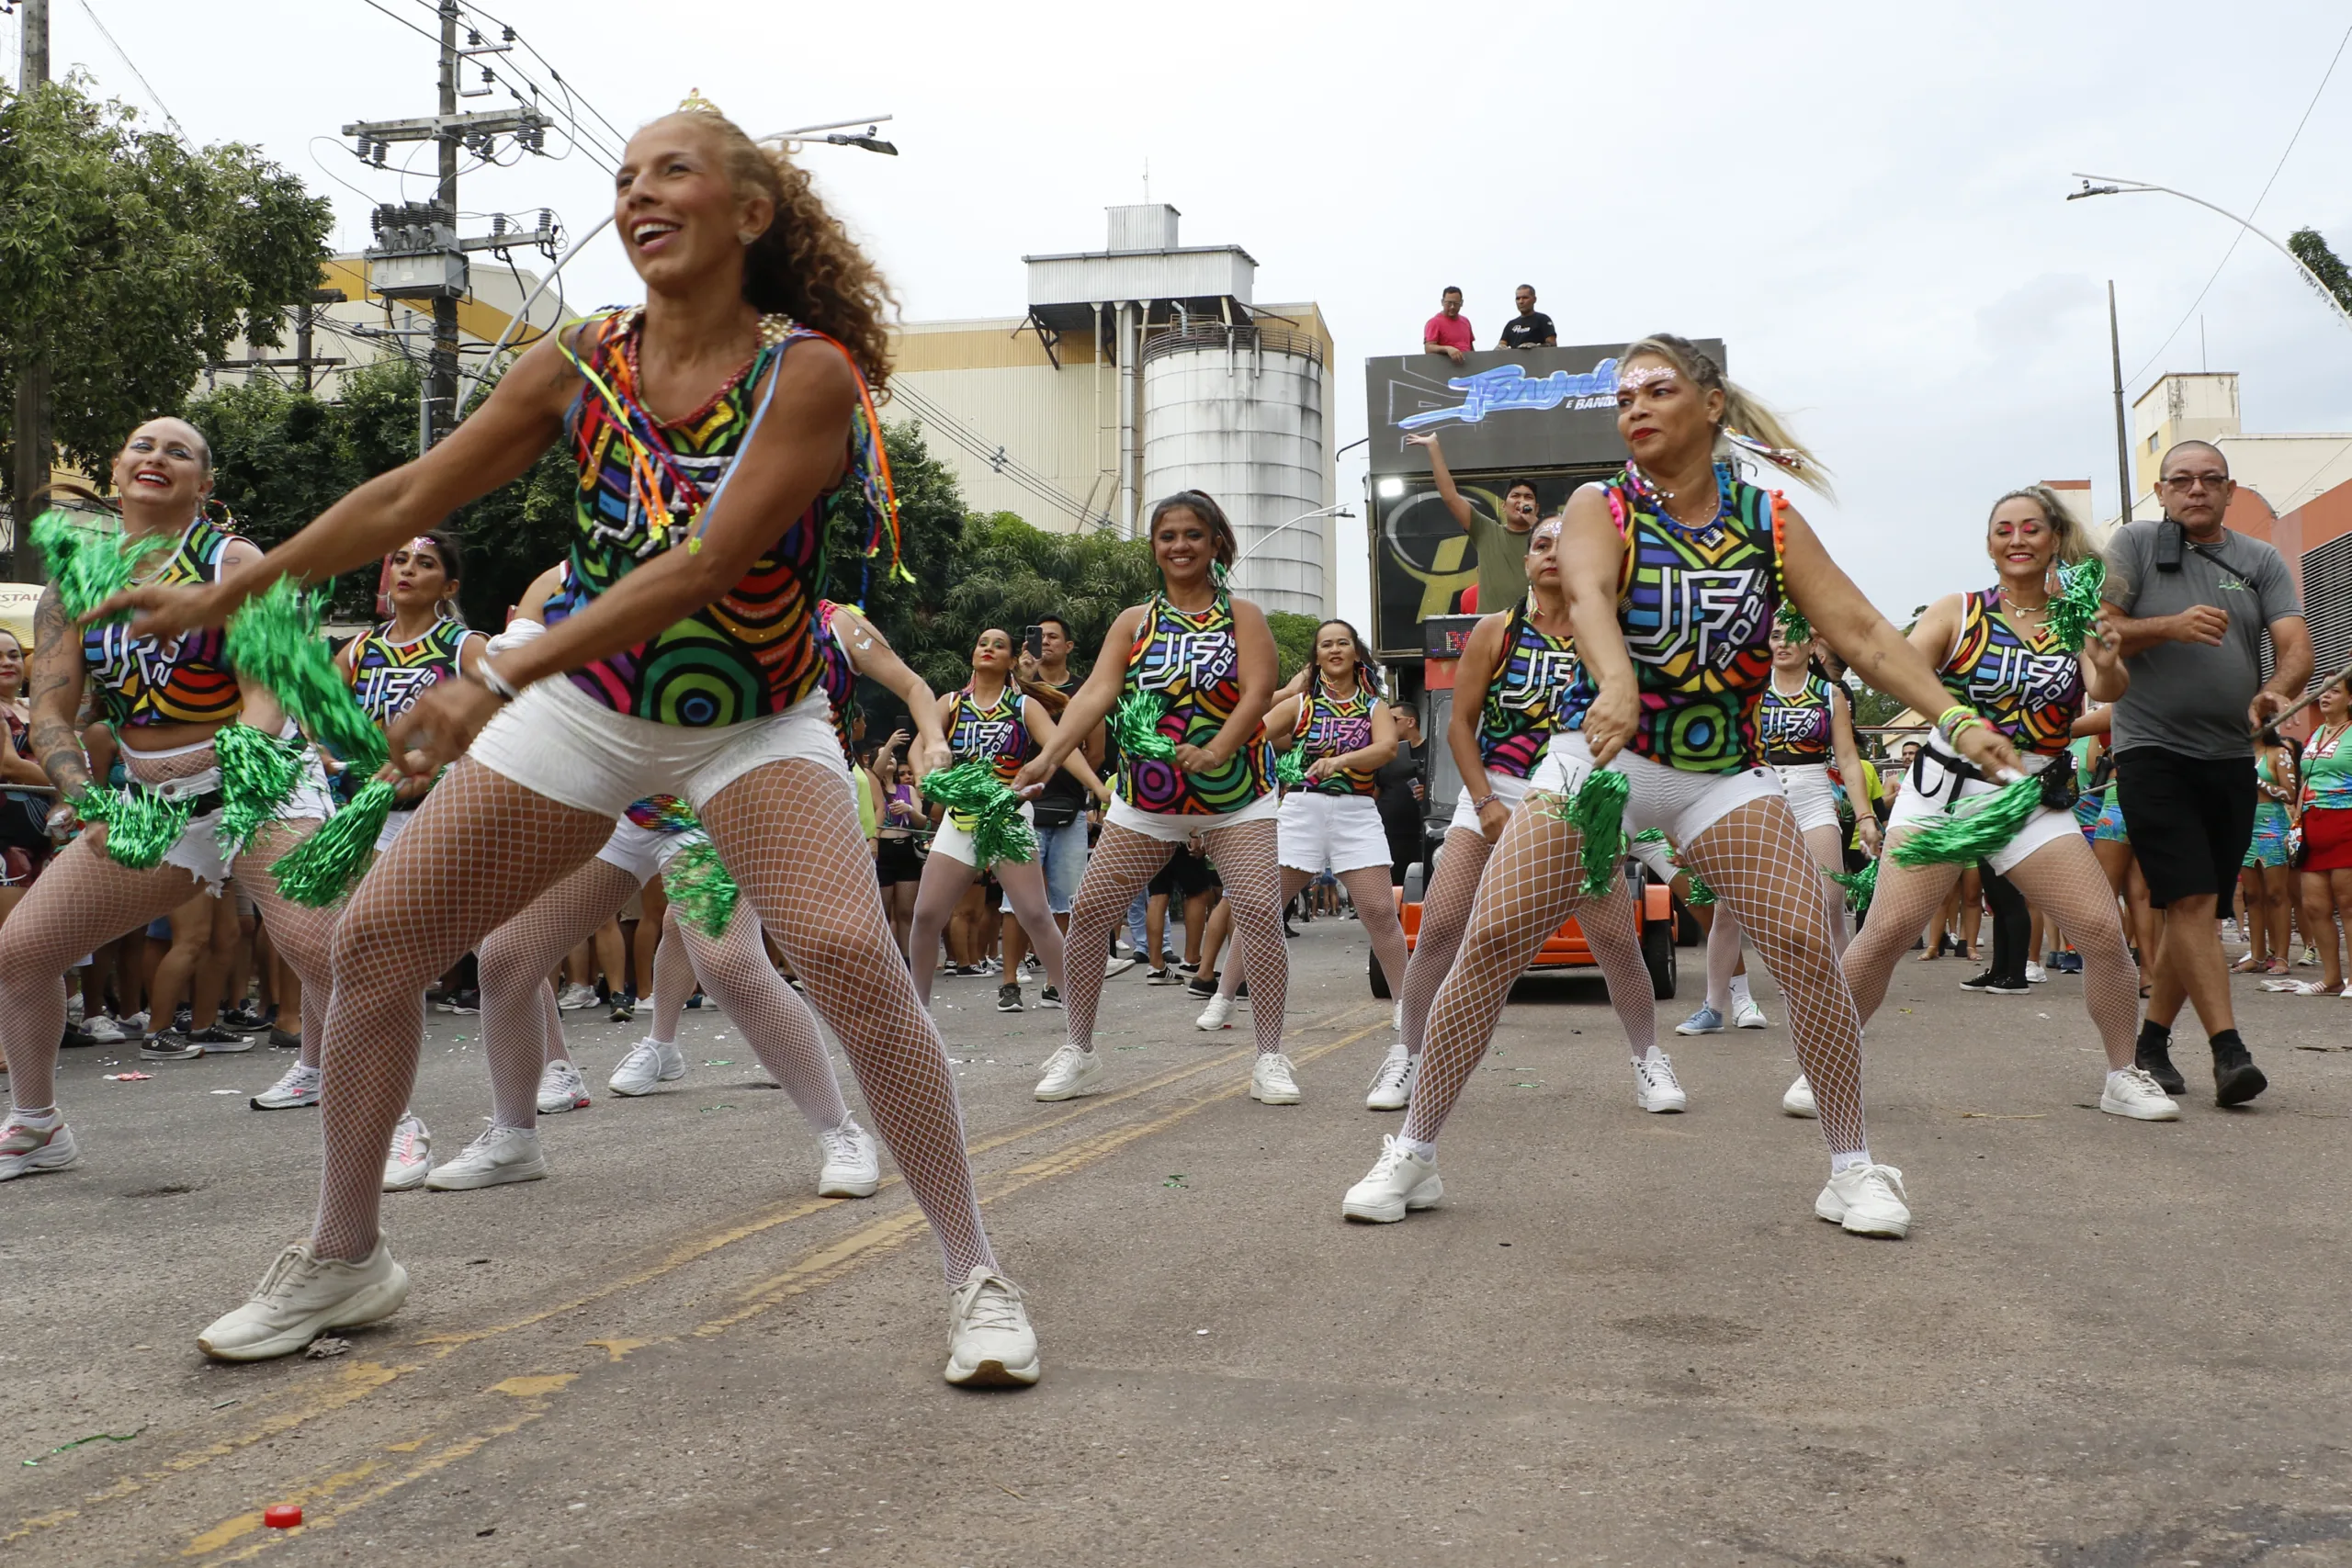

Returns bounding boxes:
[6,916,2352,1567]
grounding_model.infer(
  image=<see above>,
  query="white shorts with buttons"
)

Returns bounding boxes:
[1276,790,1392,875]
[1529,731,1785,849]
[1885,738,2075,877]
[929,801,1036,872]
[1774,762,1841,836]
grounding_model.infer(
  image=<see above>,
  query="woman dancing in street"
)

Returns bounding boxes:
[106,105,1037,1383]
[1193,618,1404,1032]
[1342,333,2025,1237]
[905,628,1091,1016]
[1381,517,1674,1114]
[1014,491,1294,1104]
[0,423,337,1179]
[1822,485,2176,1121]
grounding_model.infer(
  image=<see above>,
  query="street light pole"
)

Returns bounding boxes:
[2068,174,2352,334]
[1233,502,1354,563]
[9,0,53,582]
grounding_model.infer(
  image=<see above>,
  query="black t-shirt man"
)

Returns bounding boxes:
[1497,286,1556,352]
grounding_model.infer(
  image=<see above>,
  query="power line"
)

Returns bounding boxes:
[2126,18,2352,388]
[887,381,1112,529]
[72,0,180,134]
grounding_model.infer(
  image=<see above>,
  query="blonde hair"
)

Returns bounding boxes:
[663,110,897,389]
[1985,484,2094,566]
[1621,333,1834,499]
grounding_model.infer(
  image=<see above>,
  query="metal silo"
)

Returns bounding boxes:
[1140,320,1329,619]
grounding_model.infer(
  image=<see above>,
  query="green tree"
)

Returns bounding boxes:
[0,74,332,506]
[2290,227,2352,315]
[1267,612,1319,683]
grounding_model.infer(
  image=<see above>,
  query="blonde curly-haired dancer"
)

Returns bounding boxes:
[1342,333,2027,1240]
[99,102,1037,1386]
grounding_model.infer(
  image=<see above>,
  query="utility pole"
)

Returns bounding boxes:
[2108,282,2133,526]
[429,0,459,452]
[8,0,52,582]
[205,288,349,391]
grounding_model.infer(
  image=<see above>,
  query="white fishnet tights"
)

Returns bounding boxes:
[695,759,996,1281]
[1061,818,1289,1055]
[1843,829,2141,1068]
[1399,825,1657,1060]
[1702,823,1845,1011]
[664,903,852,1134]
[235,817,337,1068]
[650,908,697,1043]
[1218,864,1406,1006]
[906,852,1068,1008]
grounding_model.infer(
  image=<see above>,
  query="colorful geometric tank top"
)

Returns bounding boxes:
[1939,587,2083,757]
[1295,682,1379,797]
[945,682,1034,829]
[1477,602,1578,780]
[1118,592,1276,817]
[350,616,478,725]
[1758,673,1835,766]
[84,513,245,729]
[549,309,877,729]
[1562,466,1782,773]
[812,601,859,762]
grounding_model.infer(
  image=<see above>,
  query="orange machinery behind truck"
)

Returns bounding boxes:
[1374,858,1679,1001]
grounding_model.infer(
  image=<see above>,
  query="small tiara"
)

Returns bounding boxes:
[678,87,724,117]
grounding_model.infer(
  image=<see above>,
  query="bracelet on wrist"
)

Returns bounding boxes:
[1473,793,1500,812]
[474,660,521,703]
[1938,705,1987,742]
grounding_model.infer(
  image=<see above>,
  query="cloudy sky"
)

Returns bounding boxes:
[16,0,2352,626]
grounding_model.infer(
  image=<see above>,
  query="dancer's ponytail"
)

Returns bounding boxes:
[1622,333,1835,500]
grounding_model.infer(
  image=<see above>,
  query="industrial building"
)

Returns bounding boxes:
[2120,370,2352,523]
[885,204,1338,618]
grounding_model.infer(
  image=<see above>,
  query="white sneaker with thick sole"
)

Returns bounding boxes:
[251,1062,322,1111]
[1103,954,1136,979]
[1250,1052,1302,1105]
[81,1015,130,1045]
[198,1240,409,1361]
[536,1058,590,1114]
[1815,1163,1910,1238]
[1033,1043,1103,1101]
[381,1112,431,1191]
[1341,1134,1443,1222]
[1781,1074,1818,1118]
[1364,1042,1417,1111]
[1195,993,1235,1031]
[944,1266,1040,1386]
[555,983,599,1010]
[608,1038,686,1097]
[2025,962,2049,984]
[1732,997,1769,1029]
[1633,1051,1688,1112]
[817,1121,880,1198]
[424,1125,548,1190]
[2099,1066,2182,1122]
[0,1118,79,1181]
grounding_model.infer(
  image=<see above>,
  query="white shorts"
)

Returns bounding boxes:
[1276,790,1392,874]
[1104,790,1279,844]
[596,820,706,883]
[375,807,415,852]
[1885,738,2075,877]
[470,677,846,819]
[929,801,1035,871]
[1445,773,1531,837]
[162,806,232,894]
[1775,763,1841,836]
[1630,831,1680,884]
[1530,732,1784,848]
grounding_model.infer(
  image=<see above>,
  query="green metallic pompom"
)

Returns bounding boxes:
[662,838,740,940]
[270,777,397,906]
[920,761,1037,865]
[1683,872,1718,907]
[225,578,389,773]
[72,784,194,871]
[1110,689,1177,762]
[2045,555,2108,653]
[1774,599,1814,648]
[1829,859,1878,913]
[1633,828,1668,846]
[1274,745,1307,787]
[31,510,173,623]
[1890,774,2042,869]
[215,724,308,855]
[1544,766,1632,899]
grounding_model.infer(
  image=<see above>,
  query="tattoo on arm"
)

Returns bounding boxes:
[27,588,91,795]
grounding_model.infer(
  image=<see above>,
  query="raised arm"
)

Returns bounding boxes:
[1403,433,1476,532]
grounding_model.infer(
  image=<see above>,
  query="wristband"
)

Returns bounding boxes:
[474,660,521,703]
[1473,793,1501,813]
[1938,705,1987,742]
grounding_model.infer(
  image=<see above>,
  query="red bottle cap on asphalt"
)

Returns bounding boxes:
[264,1505,303,1529]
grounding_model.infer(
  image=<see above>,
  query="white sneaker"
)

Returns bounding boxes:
[608,1038,686,1097]
[1364,1042,1417,1111]
[0,1118,79,1181]
[1815,1163,1910,1238]
[2025,962,2049,984]
[536,1058,590,1114]
[2099,1066,2182,1122]
[82,1015,130,1045]
[1195,992,1236,1031]
[1103,953,1136,979]
[817,1121,880,1198]
[1250,1052,1302,1105]
[251,1062,322,1111]
[1732,996,1768,1029]
[423,1124,547,1190]
[944,1266,1040,1386]
[1781,1074,1818,1118]
[381,1112,431,1191]
[1633,1050,1688,1113]
[197,1239,409,1361]
[555,983,599,1010]
[1032,1043,1103,1101]
[119,1010,150,1034]
[1341,1134,1443,1222]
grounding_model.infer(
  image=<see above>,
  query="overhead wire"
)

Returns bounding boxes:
[884,381,1112,530]
[73,0,183,134]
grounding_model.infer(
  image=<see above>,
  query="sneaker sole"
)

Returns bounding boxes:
[1033,1078,1103,1103]
[1734,1018,1769,1030]
[1251,1085,1303,1106]
[198,1038,256,1053]
[250,1094,321,1111]
[381,1164,432,1193]
[1673,1022,1723,1036]
[1637,1096,1688,1113]
[817,1172,880,1199]
[1342,1178,1443,1223]
[2098,1092,2181,1121]
[1814,1198,1909,1239]
[537,1096,591,1114]
[944,1351,1041,1387]
[1782,1100,1818,1119]
[0,1145,80,1180]
[425,1157,548,1191]
[2214,1065,2268,1108]
[1364,1095,1409,1111]
[198,1262,410,1362]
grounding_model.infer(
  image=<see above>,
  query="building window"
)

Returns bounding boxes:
[2147,433,2159,453]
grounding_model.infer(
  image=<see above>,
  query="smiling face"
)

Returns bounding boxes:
[1151,504,1218,586]
[385,539,454,614]
[0,631,22,700]
[971,627,1014,674]
[110,419,211,516]
[1614,354,1721,471]
[1315,624,1357,682]
[1986,496,2058,582]
[615,115,771,293]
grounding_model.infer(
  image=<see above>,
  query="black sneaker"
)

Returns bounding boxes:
[1175,961,1200,976]
[1039,985,1063,1010]
[2136,1031,2188,1096]
[610,993,638,1023]
[269,1027,302,1051]
[141,1032,204,1062]
[186,1024,254,1051]
[1186,978,1217,1001]
[1146,967,1180,986]
[1957,970,1996,992]
[996,983,1024,1013]
[2211,1035,2268,1107]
